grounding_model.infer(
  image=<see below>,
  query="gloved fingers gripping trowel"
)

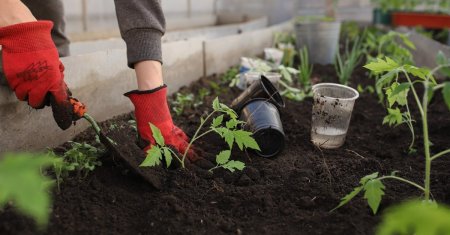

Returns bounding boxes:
[54,97,164,189]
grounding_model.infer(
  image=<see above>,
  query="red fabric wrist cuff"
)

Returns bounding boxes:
[0,20,55,53]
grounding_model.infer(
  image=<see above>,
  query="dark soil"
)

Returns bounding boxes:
[1,65,449,235]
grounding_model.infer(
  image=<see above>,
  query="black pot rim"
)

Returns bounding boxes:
[260,75,285,108]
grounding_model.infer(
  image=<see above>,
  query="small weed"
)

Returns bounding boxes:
[52,142,103,189]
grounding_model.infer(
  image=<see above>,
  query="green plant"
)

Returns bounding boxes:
[298,46,313,90]
[273,32,297,67]
[273,32,296,48]
[333,57,450,214]
[208,150,245,173]
[357,84,375,94]
[172,93,195,116]
[383,82,417,153]
[221,66,240,87]
[139,123,182,168]
[277,46,314,102]
[53,141,103,187]
[364,31,416,102]
[0,152,61,228]
[295,16,335,23]
[371,0,419,12]
[335,35,364,85]
[377,200,450,235]
[340,21,361,41]
[140,98,260,171]
[436,50,450,78]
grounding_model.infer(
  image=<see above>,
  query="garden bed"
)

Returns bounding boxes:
[1,65,449,235]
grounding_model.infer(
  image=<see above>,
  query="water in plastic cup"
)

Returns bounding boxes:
[310,83,359,149]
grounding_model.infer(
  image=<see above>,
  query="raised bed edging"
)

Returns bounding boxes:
[0,20,292,153]
[70,16,268,56]
[397,27,450,70]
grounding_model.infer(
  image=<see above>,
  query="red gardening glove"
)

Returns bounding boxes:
[125,85,196,161]
[0,21,75,130]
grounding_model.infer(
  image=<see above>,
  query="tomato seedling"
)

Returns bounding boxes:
[140,97,260,172]
[334,56,450,214]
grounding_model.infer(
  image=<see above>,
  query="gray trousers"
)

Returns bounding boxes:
[1,0,70,85]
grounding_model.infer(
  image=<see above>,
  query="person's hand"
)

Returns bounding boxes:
[125,85,215,169]
[0,21,76,130]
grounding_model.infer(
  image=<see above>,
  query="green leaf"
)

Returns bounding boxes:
[212,115,224,128]
[222,160,246,172]
[149,123,164,146]
[377,200,450,235]
[376,70,398,89]
[226,119,239,129]
[363,179,385,214]
[404,65,431,80]
[386,82,409,107]
[332,186,364,212]
[364,57,400,74]
[223,129,235,149]
[286,67,300,74]
[280,67,293,83]
[443,82,450,110]
[221,104,238,119]
[436,51,450,77]
[398,33,416,50]
[163,148,172,168]
[140,146,162,167]
[0,153,60,227]
[360,172,379,184]
[233,130,260,151]
[383,108,403,126]
[212,97,220,111]
[216,150,231,165]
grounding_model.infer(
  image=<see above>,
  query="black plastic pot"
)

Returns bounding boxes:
[230,75,285,113]
[240,100,285,158]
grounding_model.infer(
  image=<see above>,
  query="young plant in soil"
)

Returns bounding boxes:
[0,152,61,228]
[140,97,260,172]
[51,141,103,190]
[282,45,314,102]
[335,35,364,85]
[221,66,240,87]
[334,57,450,214]
[298,46,313,90]
[172,89,209,116]
[273,32,296,67]
[364,31,416,102]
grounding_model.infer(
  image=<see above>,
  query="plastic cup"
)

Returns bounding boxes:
[310,83,359,149]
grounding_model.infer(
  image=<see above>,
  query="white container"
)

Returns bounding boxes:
[264,48,284,66]
[294,21,341,65]
[310,83,359,149]
[237,72,281,90]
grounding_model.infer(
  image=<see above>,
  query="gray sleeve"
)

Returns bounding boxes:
[113,0,166,68]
